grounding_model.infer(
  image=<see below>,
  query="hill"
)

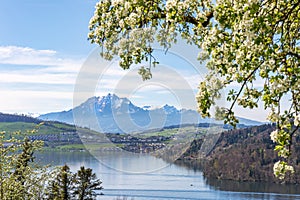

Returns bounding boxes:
[0,112,76,134]
[178,124,300,184]
[0,113,108,151]
[0,113,42,123]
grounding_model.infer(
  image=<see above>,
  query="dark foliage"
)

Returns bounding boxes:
[47,165,103,200]
[179,124,300,183]
[0,113,42,123]
[48,165,73,200]
[72,166,103,200]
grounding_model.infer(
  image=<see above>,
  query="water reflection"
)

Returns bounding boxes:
[174,159,203,172]
[174,160,300,195]
[35,150,94,166]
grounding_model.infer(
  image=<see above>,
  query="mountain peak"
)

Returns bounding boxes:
[162,104,175,108]
[92,93,140,114]
[100,93,119,101]
[162,104,178,114]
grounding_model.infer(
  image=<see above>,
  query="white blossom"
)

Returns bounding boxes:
[294,114,300,127]
[270,130,278,143]
[273,161,294,180]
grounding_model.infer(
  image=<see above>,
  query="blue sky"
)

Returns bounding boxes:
[0,0,96,55]
[0,1,268,121]
[0,0,98,115]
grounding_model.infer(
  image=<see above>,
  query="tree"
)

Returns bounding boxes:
[72,166,103,200]
[47,165,73,200]
[13,137,40,183]
[0,130,50,199]
[88,0,299,179]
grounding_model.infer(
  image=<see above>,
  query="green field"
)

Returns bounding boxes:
[0,121,123,152]
[0,121,76,135]
[135,125,224,140]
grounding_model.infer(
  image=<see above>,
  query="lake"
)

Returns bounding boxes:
[36,151,300,200]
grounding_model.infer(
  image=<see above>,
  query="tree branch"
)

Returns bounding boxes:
[227,63,263,119]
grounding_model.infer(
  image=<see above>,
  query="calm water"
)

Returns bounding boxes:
[36,151,300,200]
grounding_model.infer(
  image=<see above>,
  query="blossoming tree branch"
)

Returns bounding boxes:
[88,0,300,178]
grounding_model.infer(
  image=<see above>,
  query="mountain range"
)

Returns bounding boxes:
[38,93,263,133]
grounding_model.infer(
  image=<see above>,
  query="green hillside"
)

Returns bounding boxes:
[0,121,76,135]
[0,113,112,151]
[0,112,76,135]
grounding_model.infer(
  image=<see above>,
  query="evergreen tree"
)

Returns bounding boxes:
[72,166,103,200]
[47,164,73,200]
[13,137,37,183]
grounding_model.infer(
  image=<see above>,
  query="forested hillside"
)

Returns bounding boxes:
[0,113,42,123]
[179,124,300,183]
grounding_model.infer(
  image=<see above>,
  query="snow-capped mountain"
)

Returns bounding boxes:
[161,104,178,114]
[88,93,144,115]
[38,93,263,133]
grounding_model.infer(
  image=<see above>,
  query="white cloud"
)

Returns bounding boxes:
[0,46,85,85]
[0,90,73,114]
[0,46,85,113]
[0,46,81,67]
[0,46,56,65]
[98,65,199,91]
[0,46,83,72]
[0,72,76,85]
[129,95,144,99]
